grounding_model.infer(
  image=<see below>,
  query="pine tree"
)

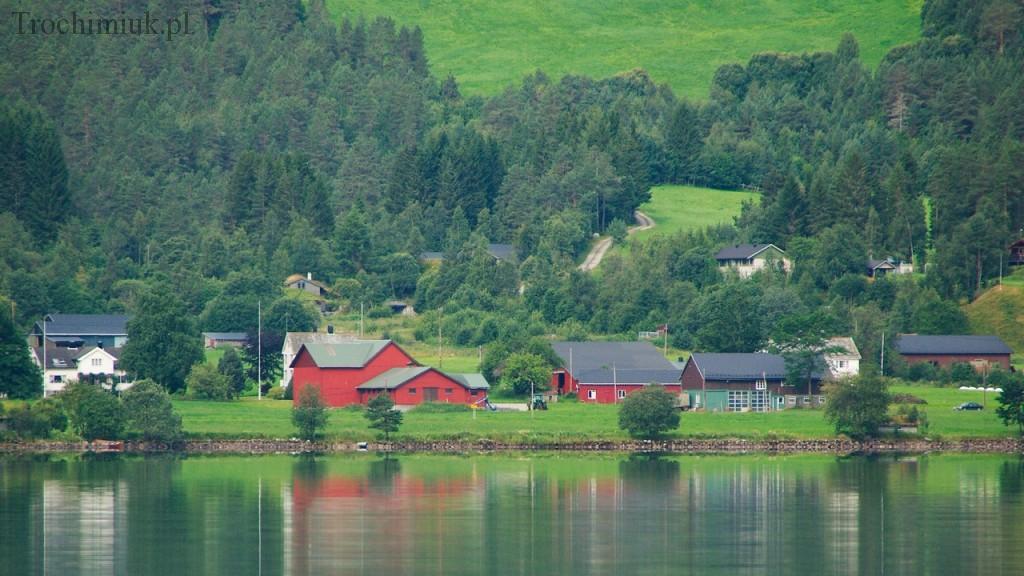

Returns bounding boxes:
[0,300,42,399]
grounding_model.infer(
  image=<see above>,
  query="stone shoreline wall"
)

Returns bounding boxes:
[1,437,1021,455]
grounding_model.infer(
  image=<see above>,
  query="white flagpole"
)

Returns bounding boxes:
[613,362,617,404]
[258,299,262,400]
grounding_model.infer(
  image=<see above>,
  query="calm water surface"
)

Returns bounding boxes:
[1,453,1023,575]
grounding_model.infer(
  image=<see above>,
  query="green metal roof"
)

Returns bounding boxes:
[300,340,392,368]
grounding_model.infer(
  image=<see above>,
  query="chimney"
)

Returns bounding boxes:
[307,272,312,280]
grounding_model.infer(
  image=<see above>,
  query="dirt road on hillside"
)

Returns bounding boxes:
[578,210,654,271]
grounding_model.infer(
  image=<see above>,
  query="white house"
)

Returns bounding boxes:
[31,345,131,397]
[714,244,791,278]
[284,273,330,297]
[824,337,861,379]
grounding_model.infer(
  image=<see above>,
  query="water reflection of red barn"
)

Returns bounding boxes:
[289,472,483,574]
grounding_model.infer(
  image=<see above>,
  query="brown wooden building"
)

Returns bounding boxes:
[894,335,1012,370]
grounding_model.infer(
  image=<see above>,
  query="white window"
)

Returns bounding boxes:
[787,396,796,406]
[587,389,596,400]
[617,389,626,399]
[52,375,63,383]
[837,360,847,368]
[728,391,749,412]
[92,358,102,367]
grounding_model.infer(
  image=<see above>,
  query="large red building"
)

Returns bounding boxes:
[290,340,489,407]
[895,334,1012,370]
[549,341,682,404]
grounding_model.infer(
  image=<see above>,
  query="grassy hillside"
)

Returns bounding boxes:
[325,0,922,98]
[632,185,758,242]
[964,279,1024,358]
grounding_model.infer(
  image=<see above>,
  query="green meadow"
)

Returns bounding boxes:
[633,185,758,240]
[325,0,922,98]
[171,383,1018,442]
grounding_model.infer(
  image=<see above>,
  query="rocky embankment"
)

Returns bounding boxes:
[1,437,1022,454]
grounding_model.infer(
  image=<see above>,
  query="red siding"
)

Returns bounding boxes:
[577,383,681,404]
[362,369,482,405]
[292,342,417,407]
[550,369,579,395]
[680,358,704,390]
[901,353,1011,371]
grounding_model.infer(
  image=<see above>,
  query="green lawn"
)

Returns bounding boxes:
[633,185,759,241]
[325,0,921,99]
[170,383,1018,442]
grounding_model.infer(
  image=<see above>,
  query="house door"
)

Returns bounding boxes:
[424,388,439,402]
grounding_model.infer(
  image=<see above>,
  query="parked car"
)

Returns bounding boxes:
[955,402,984,411]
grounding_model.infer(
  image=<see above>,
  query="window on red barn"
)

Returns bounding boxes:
[587,390,596,400]
[445,388,453,394]
[617,390,626,399]
[409,388,417,394]
[470,390,479,396]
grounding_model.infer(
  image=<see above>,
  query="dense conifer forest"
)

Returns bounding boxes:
[2,0,1023,382]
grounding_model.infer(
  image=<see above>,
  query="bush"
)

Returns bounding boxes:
[267,386,286,400]
[948,362,976,385]
[891,393,927,405]
[122,379,182,442]
[823,374,890,439]
[187,363,232,400]
[907,362,938,382]
[218,347,246,397]
[618,386,680,439]
[61,382,126,441]
[499,352,551,396]
[367,305,393,318]
[292,385,329,441]
[7,398,67,439]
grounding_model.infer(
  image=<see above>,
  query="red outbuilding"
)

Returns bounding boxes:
[894,335,1012,371]
[549,341,682,404]
[290,340,489,407]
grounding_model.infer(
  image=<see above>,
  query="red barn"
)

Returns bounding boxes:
[895,335,1012,371]
[549,341,682,404]
[289,340,489,407]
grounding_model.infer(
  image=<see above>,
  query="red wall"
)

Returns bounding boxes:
[292,342,417,407]
[577,383,681,404]
[901,353,1011,371]
[550,369,579,395]
[362,369,484,405]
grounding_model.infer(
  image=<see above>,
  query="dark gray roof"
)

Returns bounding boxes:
[420,244,517,262]
[714,244,782,261]
[34,314,129,336]
[689,353,789,381]
[895,335,1012,355]
[203,332,249,341]
[32,346,79,369]
[552,341,680,384]
[867,259,896,271]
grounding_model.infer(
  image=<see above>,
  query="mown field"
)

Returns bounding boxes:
[633,185,758,241]
[171,384,1018,442]
[324,0,922,98]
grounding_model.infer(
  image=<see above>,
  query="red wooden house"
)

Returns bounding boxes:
[549,341,682,403]
[895,335,1012,371]
[289,340,489,407]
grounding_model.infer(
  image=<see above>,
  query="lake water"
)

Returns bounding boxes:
[1,453,1023,575]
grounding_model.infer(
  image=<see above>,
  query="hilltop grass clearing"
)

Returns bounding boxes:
[603,185,758,263]
[170,384,1017,442]
[325,0,921,99]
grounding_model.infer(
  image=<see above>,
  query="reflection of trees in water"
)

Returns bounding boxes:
[1000,459,1024,495]
[291,453,327,487]
[367,456,401,493]
[619,453,680,490]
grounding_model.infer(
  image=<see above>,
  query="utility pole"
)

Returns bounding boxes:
[258,299,262,400]
[41,314,47,391]
[437,307,443,369]
[880,332,885,377]
[359,302,364,338]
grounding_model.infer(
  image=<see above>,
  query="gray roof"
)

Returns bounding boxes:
[689,353,789,381]
[203,332,248,341]
[420,244,517,262]
[293,340,395,368]
[714,244,783,261]
[552,341,681,384]
[895,335,1012,356]
[867,259,897,271]
[32,346,122,369]
[34,314,129,336]
[356,366,432,390]
[356,367,490,390]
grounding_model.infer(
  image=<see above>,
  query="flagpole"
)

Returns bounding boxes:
[258,299,262,400]
[613,362,617,404]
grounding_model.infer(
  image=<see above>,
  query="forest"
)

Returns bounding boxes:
[1,0,1023,386]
